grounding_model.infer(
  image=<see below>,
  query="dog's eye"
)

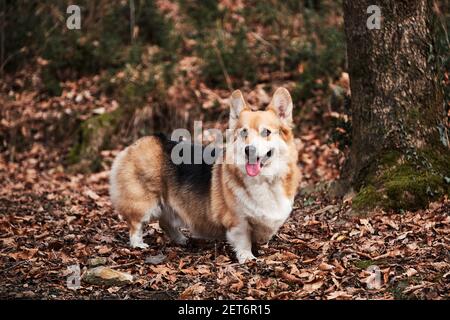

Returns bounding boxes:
[240,128,248,138]
[261,128,271,137]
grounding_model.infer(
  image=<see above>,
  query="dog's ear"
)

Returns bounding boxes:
[267,87,293,126]
[229,90,248,129]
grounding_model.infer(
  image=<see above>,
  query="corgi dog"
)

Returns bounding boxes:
[109,87,300,263]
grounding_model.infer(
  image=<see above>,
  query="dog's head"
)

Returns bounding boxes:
[227,87,295,178]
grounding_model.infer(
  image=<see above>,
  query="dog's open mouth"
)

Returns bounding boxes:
[245,160,262,177]
[245,149,273,177]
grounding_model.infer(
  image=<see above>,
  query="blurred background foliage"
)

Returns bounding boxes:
[3,0,346,94]
[1,0,448,172]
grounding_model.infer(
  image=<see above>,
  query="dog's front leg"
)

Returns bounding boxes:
[226,220,255,263]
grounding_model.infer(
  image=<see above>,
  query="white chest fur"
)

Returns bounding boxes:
[231,177,293,243]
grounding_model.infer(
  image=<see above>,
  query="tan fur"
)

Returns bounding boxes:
[110,87,300,262]
[111,137,163,232]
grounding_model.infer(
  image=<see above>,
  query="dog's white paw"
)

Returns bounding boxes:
[237,252,256,264]
[130,241,149,249]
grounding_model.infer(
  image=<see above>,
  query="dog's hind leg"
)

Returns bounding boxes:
[159,207,188,246]
[124,200,162,249]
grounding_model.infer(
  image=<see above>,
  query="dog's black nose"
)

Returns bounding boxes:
[245,145,256,158]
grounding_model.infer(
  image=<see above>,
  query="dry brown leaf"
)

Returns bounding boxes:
[404,268,418,277]
[180,283,206,299]
[360,219,375,234]
[372,249,402,260]
[303,280,324,293]
[230,279,244,292]
[326,290,352,300]
[9,248,38,261]
[84,189,100,200]
[97,245,111,254]
[280,271,302,284]
[319,262,335,271]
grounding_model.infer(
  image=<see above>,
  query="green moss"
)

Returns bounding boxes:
[67,110,122,172]
[353,259,390,269]
[379,150,403,167]
[354,259,376,269]
[352,149,450,213]
[352,185,383,211]
[421,148,450,177]
[384,165,443,210]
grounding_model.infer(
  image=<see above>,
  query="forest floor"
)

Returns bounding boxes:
[1,73,449,300]
[1,0,449,300]
[1,123,449,300]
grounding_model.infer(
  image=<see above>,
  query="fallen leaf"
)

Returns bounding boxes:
[9,248,38,260]
[145,254,166,265]
[303,280,324,293]
[180,283,205,299]
[97,246,111,255]
[84,189,100,200]
[360,218,375,234]
[319,262,335,271]
[404,268,418,277]
[326,290,352,300]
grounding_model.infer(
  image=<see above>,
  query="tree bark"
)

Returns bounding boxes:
[343,0,449,211]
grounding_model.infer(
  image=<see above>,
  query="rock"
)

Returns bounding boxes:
[16,290,36,298]
[314,204,340,215]
[82,267,133,286]
[88,257,108,267]
[145,254,166,265]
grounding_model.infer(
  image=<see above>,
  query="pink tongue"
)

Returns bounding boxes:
[245,161,261,177]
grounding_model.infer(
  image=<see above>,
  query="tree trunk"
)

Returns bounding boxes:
[343,0,449,211]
